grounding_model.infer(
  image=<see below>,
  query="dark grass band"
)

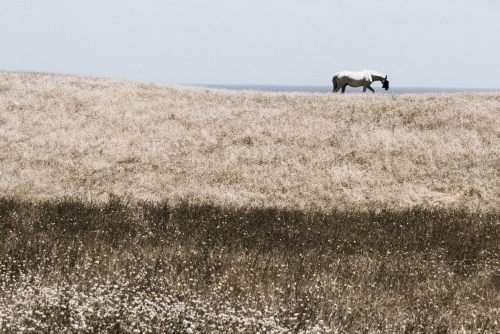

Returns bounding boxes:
[1,196,498,272]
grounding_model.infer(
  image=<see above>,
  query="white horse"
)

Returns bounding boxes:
[332,69,389,93]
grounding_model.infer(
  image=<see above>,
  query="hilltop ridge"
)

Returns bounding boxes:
[1,71,500,211]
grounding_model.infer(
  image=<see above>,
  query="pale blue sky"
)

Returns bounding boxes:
[1,0,499,88]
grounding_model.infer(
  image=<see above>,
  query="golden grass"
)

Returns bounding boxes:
[1,71,500,211]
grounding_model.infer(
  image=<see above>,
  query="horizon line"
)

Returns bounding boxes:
[189,84,500,91]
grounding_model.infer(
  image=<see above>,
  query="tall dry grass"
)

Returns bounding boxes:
[2,71,500,332]
[1,71,500,211]
[2,198,500,332]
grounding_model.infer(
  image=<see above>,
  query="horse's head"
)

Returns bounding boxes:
[382,75,389,90]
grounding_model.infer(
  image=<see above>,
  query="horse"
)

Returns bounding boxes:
[332,69,389,93]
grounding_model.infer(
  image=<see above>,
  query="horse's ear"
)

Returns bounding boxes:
[385,75,387,79]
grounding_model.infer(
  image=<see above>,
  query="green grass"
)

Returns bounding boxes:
[1,197,500,332]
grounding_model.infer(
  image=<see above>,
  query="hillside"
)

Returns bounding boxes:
[1,71,500,211]
[2,71,500,331]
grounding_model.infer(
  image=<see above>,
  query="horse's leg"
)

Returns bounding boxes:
[341,84,348,93]
[334,80,342,93]
[367,85,375,93]
[363,86,367,93]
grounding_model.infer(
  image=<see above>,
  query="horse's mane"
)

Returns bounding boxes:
[362,69,386,79]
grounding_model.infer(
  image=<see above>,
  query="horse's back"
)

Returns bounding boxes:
[338,71,369,80]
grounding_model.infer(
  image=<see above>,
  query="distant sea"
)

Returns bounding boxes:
[193,84,499,94]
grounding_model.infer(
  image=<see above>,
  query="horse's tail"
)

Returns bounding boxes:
[332,74,338,92]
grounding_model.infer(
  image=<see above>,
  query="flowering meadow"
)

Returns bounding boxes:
[1,197,500,332]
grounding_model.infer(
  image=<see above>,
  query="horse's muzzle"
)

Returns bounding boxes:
[383,81,389,91]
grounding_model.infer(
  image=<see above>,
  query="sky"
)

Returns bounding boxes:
[1,0,499,88]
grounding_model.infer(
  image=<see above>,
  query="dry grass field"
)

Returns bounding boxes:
[1,71,500,211]
[1,71,500,332]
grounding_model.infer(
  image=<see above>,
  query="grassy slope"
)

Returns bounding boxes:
[2,71,500,332]
[1,71,500,210]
